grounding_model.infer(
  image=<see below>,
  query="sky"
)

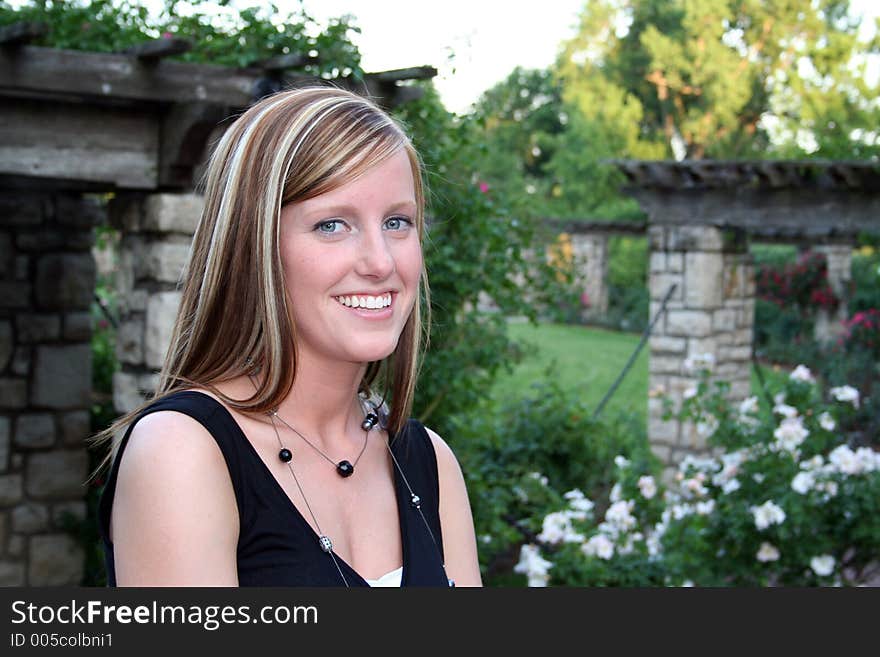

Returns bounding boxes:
[298,0,586,114]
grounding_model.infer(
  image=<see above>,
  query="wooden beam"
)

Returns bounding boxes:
[124,37,192,61]
[0,45,437,108]
[0,98,158,189]
[0,21,47,47]
[368,66,437,82]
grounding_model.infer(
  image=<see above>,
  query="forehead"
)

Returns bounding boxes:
[292,149,416,215]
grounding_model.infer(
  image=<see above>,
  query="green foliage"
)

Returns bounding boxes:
[512,366,880,587]
[447,380,657,585]
[556,0,880,160]
[393,84,577,434]
[0,0,362,77]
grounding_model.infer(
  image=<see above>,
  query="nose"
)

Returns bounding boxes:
[355,226,395,280]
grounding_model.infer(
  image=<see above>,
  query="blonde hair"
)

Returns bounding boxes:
[96,85,428,461]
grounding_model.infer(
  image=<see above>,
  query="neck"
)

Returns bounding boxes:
[272,350,368,450]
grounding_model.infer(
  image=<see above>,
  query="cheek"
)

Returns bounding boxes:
[396,240,423,286]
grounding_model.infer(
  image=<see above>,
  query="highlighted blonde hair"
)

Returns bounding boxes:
[97,86,428,459]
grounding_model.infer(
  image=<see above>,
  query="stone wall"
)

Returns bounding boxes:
[646,225,755,477]
[0,193,97,585]
[110,193,203,414]
[813,243,853,345]
[570,233,609,320]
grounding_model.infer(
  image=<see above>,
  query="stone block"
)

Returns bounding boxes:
[718,345,751,361]
[649,355,683,375]
[14,413,55,448]
[56,195,104,228]
[11,347,29,376]
[145,291,181,369]
[650,335,687,354]
[0,426,7,471]
[32,345,92,409]
[649,272,683,302]
[648,418,679,445]
[0,194,46,225]
[29,534,84,585]
[113,371,146,414]
[15,314,60,343]
[52,501,87,526]
[684,252,724,308]
[0,232,11,278]
[0,474,23,505]
[0,561,25,586]
[647,226,667,251]
[15,255,29,280]
[60,410,90,446]
[25,450,89,499]
[688,337,718,360]
[667,252,684,273]
[0,282,31,308]
[712,309,737,332]
[35,254,95,310]
[649,442,672,465]
[649,252,666,273]
[666,310,712,337]
[7,535,24,557]
[63,312,92,341]
[0,320,10,370]
[11,502,49,533]
[668,225,724,252]
[144,241,190,283]
[143,193,203,235]
[0,378,27,409]
[116,318,144,365]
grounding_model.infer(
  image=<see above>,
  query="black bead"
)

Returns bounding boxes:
[337,460,354,477]
[361,412,379,431]
[278,448,292,463]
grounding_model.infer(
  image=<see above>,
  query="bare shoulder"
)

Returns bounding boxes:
[111,409,238,585]
[422,424,483,586]
[423,425,462,473]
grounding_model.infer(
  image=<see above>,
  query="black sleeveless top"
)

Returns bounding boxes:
[98,390,448,587]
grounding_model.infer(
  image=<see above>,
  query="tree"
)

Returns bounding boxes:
[556,0,880,160]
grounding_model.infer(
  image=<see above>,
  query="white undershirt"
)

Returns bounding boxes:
[364,565,403,587]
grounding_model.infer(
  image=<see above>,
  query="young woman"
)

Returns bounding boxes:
[98,86,482,587]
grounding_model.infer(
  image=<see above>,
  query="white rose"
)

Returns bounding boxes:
[789,364,815,383]
[638,475,657,500]
[791,471,814,494]
[756,542,780,562]
[818,412,836,431]
[582,534,615,560]
[829,385,860,408]
[810,554,835,577]
[751,500,786,530]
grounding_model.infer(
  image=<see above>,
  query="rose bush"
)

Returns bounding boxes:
[511,363,880,586]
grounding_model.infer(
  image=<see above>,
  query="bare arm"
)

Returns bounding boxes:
[110,411,239,586]
[426,427,483,587]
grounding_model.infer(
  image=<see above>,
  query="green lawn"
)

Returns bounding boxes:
[493,321,791,430]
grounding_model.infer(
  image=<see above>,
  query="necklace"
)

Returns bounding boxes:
[246,375,453,586]
[270,405,375,478]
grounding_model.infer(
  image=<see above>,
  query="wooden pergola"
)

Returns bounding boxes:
[0,22,436,192]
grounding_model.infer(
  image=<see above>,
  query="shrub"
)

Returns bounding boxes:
[510,364,880,586]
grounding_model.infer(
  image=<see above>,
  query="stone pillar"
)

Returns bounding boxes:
[813,244,852,345]
[570,233,609,320]
[110,194,202,414]
[647,225,754,474]
[0,192,97,585]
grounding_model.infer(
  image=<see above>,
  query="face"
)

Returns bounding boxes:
[279,149,422,368]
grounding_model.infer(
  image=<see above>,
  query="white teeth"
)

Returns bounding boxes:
[335,293,392,309]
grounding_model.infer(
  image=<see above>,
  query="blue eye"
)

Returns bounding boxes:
[384,216,413,231]
[315,220,344,234]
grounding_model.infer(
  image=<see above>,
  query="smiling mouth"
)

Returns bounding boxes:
[333,292,393,310]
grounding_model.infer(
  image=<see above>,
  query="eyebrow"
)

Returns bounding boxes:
[301,200,417,220]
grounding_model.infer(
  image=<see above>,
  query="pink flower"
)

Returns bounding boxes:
[162,31,174,39]
[478,181,489,194]
[580,291,591,308]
